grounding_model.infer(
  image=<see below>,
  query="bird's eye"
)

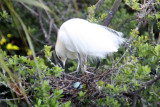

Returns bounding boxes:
[58,56,61,59]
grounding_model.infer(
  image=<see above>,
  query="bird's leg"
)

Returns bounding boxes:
[83,55,96,75]
[95,58,101,70]
[79,54,87,75]
[77,53,82,75]
[77,53,86,75]
[83,54,87,72]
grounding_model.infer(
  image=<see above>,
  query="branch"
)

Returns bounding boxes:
[116,21,142,66]
[119,1,158,106]
[103,0,122,26]
[21,1,58,35]
[95,0,105,12]
[125,22,142,46]
[39,0,58,41]
[20,2,49,24]
[0,95,32,102]
[136,72,160,94]
[132,95,138,107]
[158,33,160,44]
[20,2,38,16]
[38,10,50,45]
[30,34,46,45]
[115,16,137,30]
[123,70,160,107]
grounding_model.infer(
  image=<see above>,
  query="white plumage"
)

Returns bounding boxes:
[55,18,125,73]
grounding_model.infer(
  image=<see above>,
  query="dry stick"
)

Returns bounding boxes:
[21,1,58,35]
[39,0,58,43]
[53,50,59,65]
[30,34,46,45]
[118,16,147,107]
[116,16,137,30]
[139,95,145,107]
[20,2,38,16]
[95,0,105,12]
[73,0,80,17]
[42,5,52,44]
[48,19,53,41]
[157,33,160,44]
[122,7,158,107]
[123,69,160,107]
[37,10,53,45]
[0,95,32,102]
[20,2,49,24]
[103,0,122,26]
[125,5,153,47]
[38,10,48,40]
[107,1,157,106]
[136,71,160,94]
[116,22,142,66]
[49,2,65,21]
[132,95,138,107]
[148,22,155,43]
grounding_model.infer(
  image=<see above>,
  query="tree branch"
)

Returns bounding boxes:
[20,2,49,24]
[39,0,58,42]
[120,1,158,106]
[132,95,138,107]
[95,0,105,12]
[158,33,160,44]
[103,0,122,26]
[38,10,49,44]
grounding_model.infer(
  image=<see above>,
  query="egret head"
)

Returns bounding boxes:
[55,38,67,69]
[56,54,67,69]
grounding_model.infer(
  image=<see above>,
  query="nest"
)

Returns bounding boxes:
[47,68,115,102]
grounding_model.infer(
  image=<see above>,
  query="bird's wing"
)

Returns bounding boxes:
[58,18,125,58]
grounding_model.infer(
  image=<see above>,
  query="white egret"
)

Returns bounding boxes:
[55,18,125,74]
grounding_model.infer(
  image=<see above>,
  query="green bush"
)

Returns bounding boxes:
[0,0,160,106]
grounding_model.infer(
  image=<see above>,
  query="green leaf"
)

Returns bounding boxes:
[155,12,160,19]
[53,102,59,107]
[78,91,87,98]
[38,99,41,106]
[52,65,63,77]
[44,45,53,58]
[97,81,105,87]
[106,84,114,89]
[62,101,71,107]
[155,44,160,56]
[14,0,51,12]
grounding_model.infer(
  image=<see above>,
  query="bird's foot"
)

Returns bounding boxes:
[84,71,95,75]
[68,70,78,75]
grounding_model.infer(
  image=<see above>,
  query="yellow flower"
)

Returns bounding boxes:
[27,49,32,55]
[0,37,7,45]
[6,43,20,50]
[12,45,20,50]
[6,43,12,50]
[7,34,12,38]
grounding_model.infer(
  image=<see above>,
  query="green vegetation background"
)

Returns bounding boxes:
[0,0,160,106]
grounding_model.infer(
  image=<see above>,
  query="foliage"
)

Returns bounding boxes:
[0,0,160,106]
[96,32,160,106]
[0,46,69,106]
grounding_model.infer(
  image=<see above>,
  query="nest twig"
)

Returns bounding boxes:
[46,68,116,102]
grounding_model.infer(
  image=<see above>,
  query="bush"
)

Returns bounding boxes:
[0,0,160,106]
